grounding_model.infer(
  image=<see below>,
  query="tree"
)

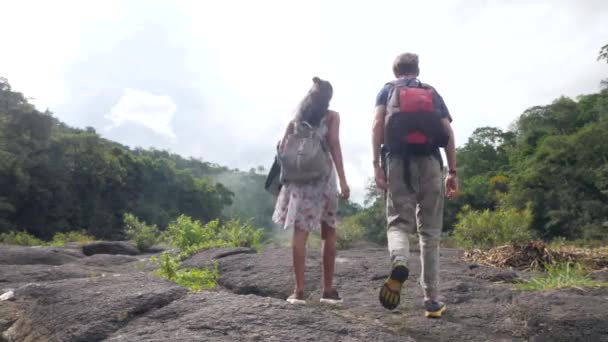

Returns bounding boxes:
[457,127,513,180]
[598,43,608,88]
[598,44,608,63]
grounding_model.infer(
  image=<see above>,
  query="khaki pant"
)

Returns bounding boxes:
[386,155,444,299]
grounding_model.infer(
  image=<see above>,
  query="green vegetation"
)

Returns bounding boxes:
[0,230,95,246]
[50,231,95,246]
[149,214,262,291]
[445,90,608,246]
[151,252,219,291]
[124,213,160,251]
[339,182,386,246]
[453,205,534,249]
[517,262,606,291]
[336,215,366,250]
[167,215,262,257]
[218,218,263,249]
[0,231,45,246]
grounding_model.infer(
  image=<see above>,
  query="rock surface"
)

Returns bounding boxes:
[0,246,83,265]
[82,241,140,256]
[0,243,607,341]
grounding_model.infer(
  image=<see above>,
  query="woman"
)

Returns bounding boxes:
[273,76,350,305]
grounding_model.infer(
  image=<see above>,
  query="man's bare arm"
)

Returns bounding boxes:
[440,118,456,171]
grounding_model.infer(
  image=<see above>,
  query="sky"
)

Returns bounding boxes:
[1,0,607,204]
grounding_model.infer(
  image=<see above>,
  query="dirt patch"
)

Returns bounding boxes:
[465,241,608,270]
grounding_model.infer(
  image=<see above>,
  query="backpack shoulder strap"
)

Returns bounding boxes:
[418,81,433,90]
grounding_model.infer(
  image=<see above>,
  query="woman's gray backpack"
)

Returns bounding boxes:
[279,121,330,184]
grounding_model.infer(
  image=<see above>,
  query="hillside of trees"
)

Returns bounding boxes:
[0,78,240,239]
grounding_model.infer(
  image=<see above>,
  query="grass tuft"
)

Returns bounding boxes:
[517,262,607,291]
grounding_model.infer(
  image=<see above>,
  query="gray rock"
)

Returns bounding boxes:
[1,244,607,342]
[107,292,410,342]
[80,254,140,267]
[82,241,139,256]
[6,273,186,342]
[0,246,82,265]
[469,264,521,283]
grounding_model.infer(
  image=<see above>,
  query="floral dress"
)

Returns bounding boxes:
[272,117,339,231]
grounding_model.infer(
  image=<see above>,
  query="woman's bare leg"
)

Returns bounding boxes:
[292,227,309,294]
[321,221,337,292]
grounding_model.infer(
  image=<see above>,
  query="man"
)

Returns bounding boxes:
[372,53,458,318]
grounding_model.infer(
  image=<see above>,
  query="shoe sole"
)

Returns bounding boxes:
[286,298,306,305]
[379,265,409,310]
[320,298,343,304]
[425,305,447,318]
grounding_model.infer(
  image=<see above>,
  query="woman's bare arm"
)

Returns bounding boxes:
[327,111,349,198]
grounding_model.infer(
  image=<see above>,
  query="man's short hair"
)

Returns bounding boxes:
[393,53,419,78]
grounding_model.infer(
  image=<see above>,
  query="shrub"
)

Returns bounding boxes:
[336,216,366,250]
[151,251,219,291]
[166,215,264,257]
[167,215,225,255]
[454,205,534,249]
[153,251,180,280]
[124,213,160,252]
[50,231,95,246]
[0,231,44,246]
[0,230,95,247]
[219,219,263,250]
[517,262,606,291]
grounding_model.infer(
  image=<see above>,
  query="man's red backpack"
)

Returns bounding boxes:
[384,78,449,155]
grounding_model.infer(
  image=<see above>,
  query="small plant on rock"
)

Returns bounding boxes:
[151,251,218,291]
[124,213,160,252]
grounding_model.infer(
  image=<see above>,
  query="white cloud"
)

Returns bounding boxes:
[106,89,177,138]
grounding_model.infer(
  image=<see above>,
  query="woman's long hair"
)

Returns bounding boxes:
[294,77,333,127]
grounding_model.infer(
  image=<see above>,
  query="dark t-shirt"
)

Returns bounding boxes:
[375,78,452,122]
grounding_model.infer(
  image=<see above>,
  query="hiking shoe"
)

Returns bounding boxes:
[320,289,343,304]
[424,300,446,318]
[378,263,409,310]
[286,291,306,305]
